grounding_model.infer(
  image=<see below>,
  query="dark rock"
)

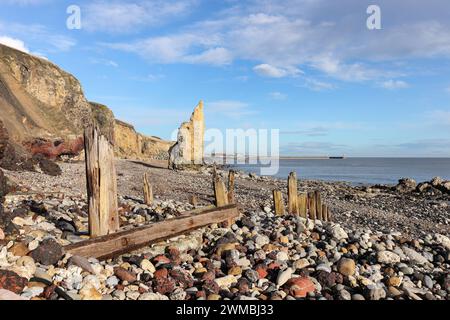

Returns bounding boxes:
[35,156,62,176]
[316,271,343,288]
[30,238,64,266]
[56,219,76,233]
[0,170,8,202]
[203,280,220,295]
[154,277,175,295]
[395,178,417,193]
[0,270,28,294]
[237,278,250,294]
[170,268,194,288]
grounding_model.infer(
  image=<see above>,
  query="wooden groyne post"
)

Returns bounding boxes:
[84,125,119,237]
[287,171,299,214]
[143,172,154,205]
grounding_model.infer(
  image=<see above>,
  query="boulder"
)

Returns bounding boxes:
[24,137,84,160]
[30,238,64,266]
[395,178,417,193]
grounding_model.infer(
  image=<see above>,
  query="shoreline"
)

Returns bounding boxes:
[0,159,449,301]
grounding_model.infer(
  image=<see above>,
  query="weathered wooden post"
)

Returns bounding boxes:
[214,176,229,207]
[287,172,299,214]
[322,204,328,222]
[308,192,317,220]
[84,125,119,237]
[315,190,323,220]
[298,193,308,218]
[189,194,198,206]
[228,170,236,204]
[143,172,153,205]
[273,190,285,216]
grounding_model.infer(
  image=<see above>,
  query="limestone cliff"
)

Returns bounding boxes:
[0,43,173,163]
[115,120,174,160]
[0,44,91,144]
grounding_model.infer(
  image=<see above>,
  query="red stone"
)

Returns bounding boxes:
[255,265,268,279]
[153,268,168,279]
[113,267,137,283]
[267,262,280,270]
[154,277,175,295]
[24,137,84,160]
[286,277,316,298]
[153,255,171,264]
[0,270,28,294]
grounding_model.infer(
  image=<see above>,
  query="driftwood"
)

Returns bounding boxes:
[84,125,119,237]
[287,172,298,214]
[65,204,239,260]
[273,190,285,216]
[143,172,154,205]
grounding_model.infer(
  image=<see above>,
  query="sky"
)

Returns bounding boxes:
[0,0,449,157]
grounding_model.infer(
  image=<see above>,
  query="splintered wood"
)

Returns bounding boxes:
[143,172,154,205]
[228,170,236,204]
[65,205,240,260]
[287,172,299,214]
[273,190,285,216]
[84,125,119,237]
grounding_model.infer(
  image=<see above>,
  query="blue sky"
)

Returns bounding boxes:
[1,0,450,157]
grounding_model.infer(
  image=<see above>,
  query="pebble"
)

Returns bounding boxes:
[276,268,293,287]
[377,251,401,264]
[337,258,356,276]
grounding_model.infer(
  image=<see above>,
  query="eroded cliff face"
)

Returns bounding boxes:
[0,44,173,163]
[114,120,174,160]
[0,44,91,142]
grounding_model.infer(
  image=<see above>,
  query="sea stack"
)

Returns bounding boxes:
[169,101,205,170]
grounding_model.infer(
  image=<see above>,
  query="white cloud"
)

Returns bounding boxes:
[379,80,410,90]
[302,78,336,91]
[3,0,50,5]
[208,100,256,119]
[105,0,450,83]
[0,36,29,53]
[89,58,119,67]
[253,64,301,78]
[269,92,287,100]
[0,22,76,53]
[83,0,197,33]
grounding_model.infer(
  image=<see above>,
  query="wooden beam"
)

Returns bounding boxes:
[143,172,154,205]
[298,193,307,218]
[287,172,298,214]
[84,125,119,237]
[65,204,239,260]
[273,190,285,216]
[227,170,236,204]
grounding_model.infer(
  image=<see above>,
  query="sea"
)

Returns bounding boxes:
[231,158,450,186]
